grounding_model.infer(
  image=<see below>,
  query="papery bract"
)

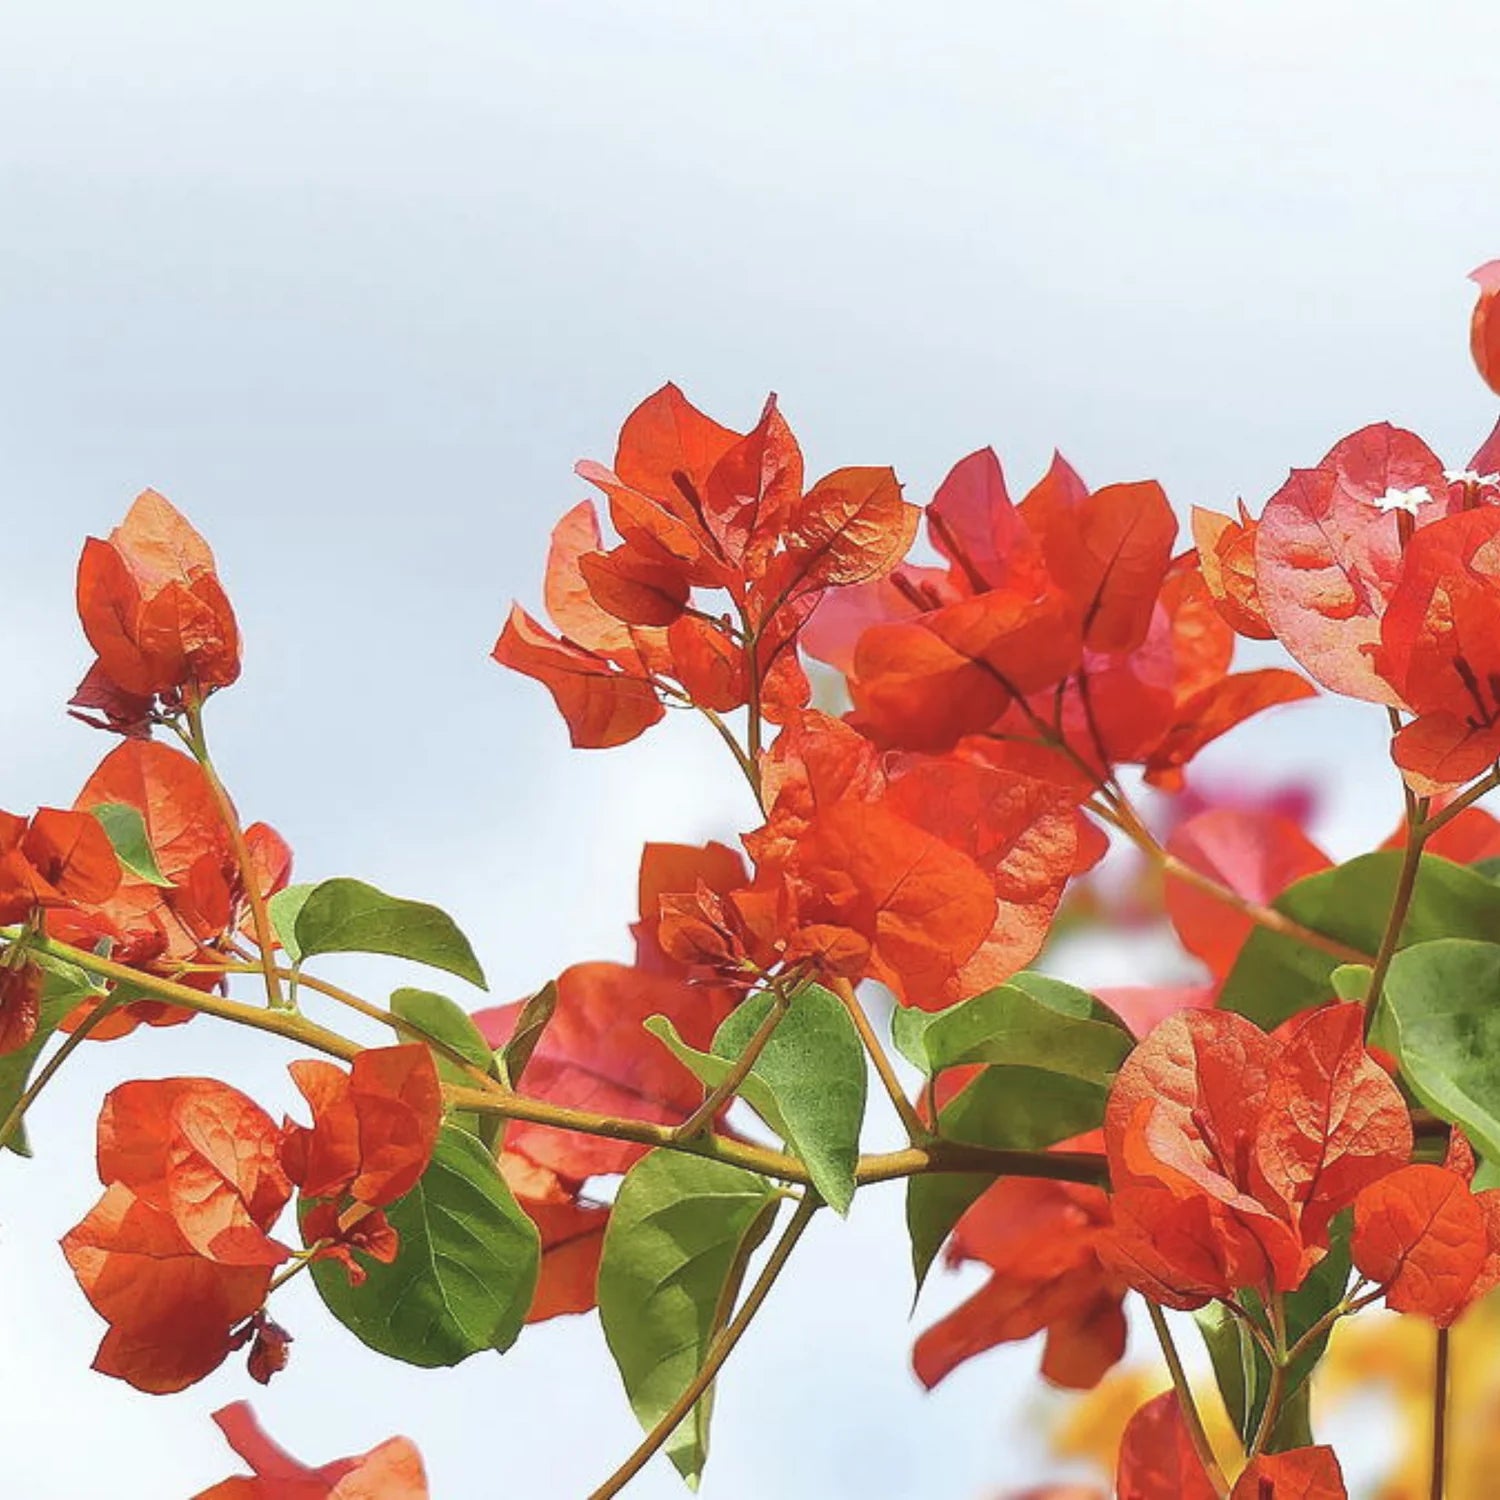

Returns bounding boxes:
[0,960,44,1055]
[492,603,666,750]
[1231,1448,1348,1499]
[735,711,1078,1007]
[499,1152,609,1323]
[913,1140,1127,1391]
[1023,475,1177,654]
[1101,1007,1410,1306]
[1164,808,1331,976]
[1351,1161,1500,1326]
[1471,259,1500,397]
[1254,424,1457,702]
[74,490,241,725]
[1374,507,1500,791]
[281,1044,443,1209]
[62,1077,291,1393]
[1193,501,1274,639]
[66,739,291,1037]
[1114,1391,1219,1500]
[196,1402,428,1500]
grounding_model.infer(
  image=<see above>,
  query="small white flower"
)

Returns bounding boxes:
[1444,468,1500,487]
[1371,485,1432,515]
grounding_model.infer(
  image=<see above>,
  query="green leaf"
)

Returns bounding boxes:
[1379,938,1500,1161]
[267,883,315,965]
[891,977,1131,1082]
[646,983,866,1215]
[1330,963,1373,1002]
[85,802,173,887]
[390,987,492,1071]
[906,1065,1110,1293]
[292,878,487,989]
[1221,852,1500,1027]
[0,959,110,1157]
[1193,1302,1256,1441]
[598,1151,779,1488]
[1008,970,1134,1029]
[496,980,558,1091]
[307,1125,538,1366]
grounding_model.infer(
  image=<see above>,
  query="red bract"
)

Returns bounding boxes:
[1253,423,1461,702]
[62,1077,292,1393]
[495,385,918,748]
[498,1151,609,1323]
[73,490,241,732]
[196,1402,428,1500]
[1232,1448,1349,1499]
[1164,807,1331,977]
[1193,501,1274,640]
[729,711,1079,1007]
[1021,469,1177,655]
[1117,1392,1348,1500]
[0,959,43,1054]
[0,805,121,924]
[806,448,1309,790]
[1351,1155,1500,1326]
[1373,507,1500,792]
[282,1045,443,1209]
[62,739,291,1038]
[913,1139,1127,1391]
[1114,1391,1219,1500]
[1101,1007,1411,1307]
[1471,259,1500,397]
[631,838,748,976]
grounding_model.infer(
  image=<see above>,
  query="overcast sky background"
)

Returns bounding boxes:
[3,3,1500,1496]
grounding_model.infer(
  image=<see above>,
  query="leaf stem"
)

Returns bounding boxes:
[1432,1325,1450,1500]
[1246,1293,1289,1463]
[587,1192,820,1500]
[1220,1296,1278,1362]
[181,700,284,1009]
[1282,1285,1383,1367]
[1417,763,1500,839]
[28,932,362,1062]
[192,961,508,1099]
[1364,743,1431,1038]
[1146,1299,1229,1498]
[829,976,929,1144]
[671,984,791,1141]
[1090,797,1373,965]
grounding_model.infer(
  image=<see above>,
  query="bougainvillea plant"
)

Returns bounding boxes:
[13,264,1500,1499]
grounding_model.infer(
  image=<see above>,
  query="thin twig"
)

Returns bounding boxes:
[1364,740,1431,1038]
[1145,1299,1229,1498]
[829,976,929,1143]
[192,960,509,1099]
[671,985,791,1141]
[182,700,284,1009]
[1432,1325,1450,1500]
[1418,765,1500,839]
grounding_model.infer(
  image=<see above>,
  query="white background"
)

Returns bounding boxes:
[3,3,1499,1496]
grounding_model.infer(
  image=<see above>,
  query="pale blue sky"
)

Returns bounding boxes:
[3,3,1500,1496]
